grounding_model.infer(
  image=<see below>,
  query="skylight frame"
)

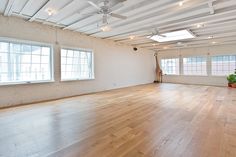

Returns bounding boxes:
[149,29,196,42]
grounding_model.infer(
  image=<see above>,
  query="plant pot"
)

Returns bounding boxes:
[228,83,232,87]
[231,83,236,88]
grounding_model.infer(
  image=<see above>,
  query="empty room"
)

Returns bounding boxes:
[0,0,236,157]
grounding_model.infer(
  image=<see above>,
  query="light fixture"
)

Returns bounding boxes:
[129,35,136,40]
[196,23,204,28]
[101,25,111,32]
[148,29,195,42]
[212,41,217,44]
[177,42,183,45]
[208,36,213,39]
[45,8,56,16]
[179,1,184,6]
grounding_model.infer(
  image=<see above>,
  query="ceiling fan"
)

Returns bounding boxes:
[148,28,166,38]
[87,0,127,24]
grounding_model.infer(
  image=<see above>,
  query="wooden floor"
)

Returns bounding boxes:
[0,83,236,157]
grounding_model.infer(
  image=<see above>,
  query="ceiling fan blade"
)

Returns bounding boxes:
[154,28,166,37]
[110,13,127,19]
[88,1,101,10]
[159,34,166,38]
[110,3,124,11]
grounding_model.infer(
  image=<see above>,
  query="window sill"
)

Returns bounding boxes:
[181,75,208,77]
[60,78,95,82]
[0,80,55,86]
[163,75,227,78]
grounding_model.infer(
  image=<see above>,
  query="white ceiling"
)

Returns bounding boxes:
[1,0,236,51]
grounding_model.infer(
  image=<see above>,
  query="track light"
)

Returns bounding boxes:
[129,35,136,40]
[45,8,57,16]
[179,1,184,6]
[101,25,111,32]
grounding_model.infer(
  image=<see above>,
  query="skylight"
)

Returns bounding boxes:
[149,29,195,42]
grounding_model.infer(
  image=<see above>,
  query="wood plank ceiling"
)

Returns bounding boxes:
[1,0,236,51]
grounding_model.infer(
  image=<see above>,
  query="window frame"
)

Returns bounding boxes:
[160,57,180,75]
[60,46,95,82]
[0,37,54,86]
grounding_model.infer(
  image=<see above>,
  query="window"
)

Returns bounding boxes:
[161,58,179,75]
[61,48,94,81]
[0,40,53,85]
[212,55,236,76]
[183,56,207,75]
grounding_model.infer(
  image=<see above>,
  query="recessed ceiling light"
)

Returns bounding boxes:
[101,25,111,32]
[208,36,213,39]
[45,8,56,16]
[179,1,184,6]
[129,35,135,40]
[148,29,195,42]
[212,41,217,44]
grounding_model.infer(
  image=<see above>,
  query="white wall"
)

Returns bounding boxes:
[0,15,155,108]
[158,45,236,86]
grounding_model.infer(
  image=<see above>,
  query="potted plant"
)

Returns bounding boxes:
[227,69,236,88]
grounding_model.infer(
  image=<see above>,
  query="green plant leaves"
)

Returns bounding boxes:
[227,74,236,83]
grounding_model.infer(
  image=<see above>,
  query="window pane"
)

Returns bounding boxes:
[0,42,9,52]
[61,48,94,80]
[211,55,236,76]
[42,47,50,56]
[161,58,179,75]
[0,41,52,84]
[183,56,207,75]
[61,49,67,57]
[32,46,41,55]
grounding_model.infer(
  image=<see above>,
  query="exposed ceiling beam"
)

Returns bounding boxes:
[73,0,175,32]
[103,6,236,40]
[43,0,74,23]
[1,0,236,51]
[95,9,216,38]
[19,0,31,15]
[108,15,236,42]
[87,0,216,36]
[139,34,236,49]
[62,0,134,30]
[97,0,235,39]
[121,20,236,45]
[28,0,51,22]
[4,0,16,16]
